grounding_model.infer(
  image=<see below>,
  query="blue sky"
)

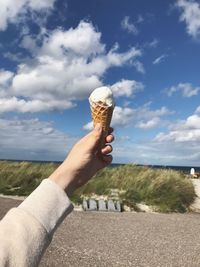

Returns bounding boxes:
[0,0,200,166]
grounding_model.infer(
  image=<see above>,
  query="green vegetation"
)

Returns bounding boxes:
[0,161,59,196]
[0,161,195,212]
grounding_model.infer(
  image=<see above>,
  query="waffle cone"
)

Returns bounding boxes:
[90,100,114,147]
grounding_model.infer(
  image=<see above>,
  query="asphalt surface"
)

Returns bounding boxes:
[1,197,200,267]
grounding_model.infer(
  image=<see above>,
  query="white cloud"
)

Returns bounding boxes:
[39,22,105,58]
[112,112,200,165]
[83,121,93,131]
[121,16,138,35]
[110,106,200,166]
[0,70,13,85]
[0,117,77,161]
[155,129,200,142]
[137,15,144,23]
[0,70,14,97]
[185,114,200,128]
[0,21,142,113]
[166,82,200,97]
[195,106,200,113]
[152,54,168,65]
[132,60,145,74]
[83,104,172,130]
[3,52,25,62]
[112,106,135,127]
[0,97,74,113]
[138,105,173,118]
[147,38,159,48]
[176,0,200,39]
[109,127,200,166]
[136,117,160,129]
[83,106,135,131]
[155,111,200,143]
[27,0,55,10]
[114,138,200,166]
[111,79,144,97]
[2,114,200,166]
[0,0,56,31]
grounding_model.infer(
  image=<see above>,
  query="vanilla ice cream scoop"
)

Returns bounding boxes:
[89,86,115,107]
[89,86,115,147]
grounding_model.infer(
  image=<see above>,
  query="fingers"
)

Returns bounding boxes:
[101,145,112,154]
[102,154,113,165]
[84,124,114,154]
[108,127,114,134]
[86,123,103,152]
[105,134,114,143]
[106,127,114,143]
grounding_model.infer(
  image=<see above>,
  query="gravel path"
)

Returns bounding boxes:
[1,197,200,267]
[190,179,200,212]
[191,179,200,198]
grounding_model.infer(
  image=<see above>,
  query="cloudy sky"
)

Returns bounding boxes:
[0,0,200,166]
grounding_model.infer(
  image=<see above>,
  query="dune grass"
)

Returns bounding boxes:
[0,161,195,212]
[0,161,59,196]
[77,164,195,212]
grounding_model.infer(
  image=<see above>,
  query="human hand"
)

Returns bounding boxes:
[49,123,114,196]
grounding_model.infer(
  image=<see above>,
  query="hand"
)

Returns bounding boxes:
[49,123,114,196]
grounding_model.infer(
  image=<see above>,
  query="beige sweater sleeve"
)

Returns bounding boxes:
[0,179,74,267]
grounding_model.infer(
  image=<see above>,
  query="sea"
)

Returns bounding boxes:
[1,159,200,174]
[111,163,200,174]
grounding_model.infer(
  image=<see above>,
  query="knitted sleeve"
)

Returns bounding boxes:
[0,179,74,267]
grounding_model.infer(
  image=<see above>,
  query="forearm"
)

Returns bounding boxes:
[0,179,73,267]
[48,162,76,197]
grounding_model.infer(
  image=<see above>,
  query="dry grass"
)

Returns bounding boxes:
[0,161,58,195]
[77,164,195,212]
[0,161,195,212]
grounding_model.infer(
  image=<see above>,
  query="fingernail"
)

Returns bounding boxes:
[95,123,102,132]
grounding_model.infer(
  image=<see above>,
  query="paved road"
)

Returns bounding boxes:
[1,197,200,267]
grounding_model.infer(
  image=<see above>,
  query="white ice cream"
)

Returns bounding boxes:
[89,86,114,106]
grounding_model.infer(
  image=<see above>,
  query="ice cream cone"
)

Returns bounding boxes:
[89,99,114,147]
[89,86,115,148]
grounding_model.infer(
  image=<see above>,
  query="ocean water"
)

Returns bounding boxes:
[145,165,200,174]
[111,163,200,174]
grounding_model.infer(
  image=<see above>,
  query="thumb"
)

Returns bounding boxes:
[87,123,103,152]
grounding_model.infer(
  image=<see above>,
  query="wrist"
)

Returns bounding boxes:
[48,165,75,197]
